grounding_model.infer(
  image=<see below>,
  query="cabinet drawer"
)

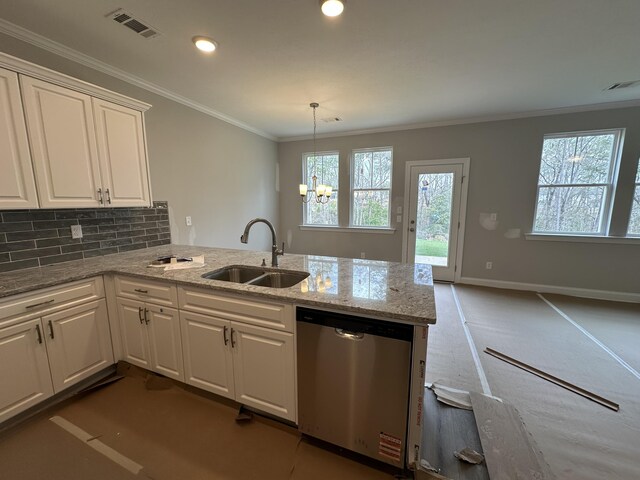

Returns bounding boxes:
[178,287,294,332]
[115,276,177,307]
[0,277,104,325]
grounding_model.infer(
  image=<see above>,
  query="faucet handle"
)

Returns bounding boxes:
[281,242,285,255]
[261,258,266,267]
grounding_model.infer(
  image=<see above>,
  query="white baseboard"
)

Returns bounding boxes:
[459,277,640,303]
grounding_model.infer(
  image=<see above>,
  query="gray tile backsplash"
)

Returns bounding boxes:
[0,201,170,272]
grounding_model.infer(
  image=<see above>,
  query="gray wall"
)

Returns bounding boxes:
[279,107,640,294]
[0,33,279,253]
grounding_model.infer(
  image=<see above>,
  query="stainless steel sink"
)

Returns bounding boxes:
[202,265,265,282]
[202,265,309,289]
[248,271,310,289]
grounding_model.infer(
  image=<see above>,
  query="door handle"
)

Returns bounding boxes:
[223,325,229,346]
[138,307,145,324]
[409,227,415,232]
[105,188,112,205]
[48,320,55,339]
[230,328,236,348]
[97,188,103,204]
[144,308,150,325]
[25,299,55,310]
[35,324,43,344]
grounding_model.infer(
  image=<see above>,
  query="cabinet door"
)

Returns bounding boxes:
[0,318,53,423]
[146,304,183,381]
[180,311,234,399]
[93,99,151,207]
[44,299,114,392]
[231,322,295,421]
[116,297,150,370]
[20,76,102,208]
[0,68,38,209]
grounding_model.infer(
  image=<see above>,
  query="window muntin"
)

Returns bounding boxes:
[303,152,339,225]
[628,160,640,235]
[533,130,623,235]
[350,148,393,227]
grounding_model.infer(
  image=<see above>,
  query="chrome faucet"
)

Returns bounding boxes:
[240,218,284,267]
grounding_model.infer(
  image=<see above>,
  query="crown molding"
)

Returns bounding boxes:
[0,18,277,141]
[279,99,640,142]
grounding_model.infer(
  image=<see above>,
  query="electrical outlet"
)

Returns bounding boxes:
[485,261,493,270]
[360,252,366,259]
[185,216,192,226]
[70,225,83,239]
[396,215,402,223]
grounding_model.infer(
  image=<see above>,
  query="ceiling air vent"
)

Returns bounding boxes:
[106,9,161,39]
[605,80,640,91]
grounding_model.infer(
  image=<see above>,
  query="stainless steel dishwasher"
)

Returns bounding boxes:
[297,307,413,468]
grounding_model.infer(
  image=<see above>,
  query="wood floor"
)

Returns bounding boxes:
[428,284,640,480]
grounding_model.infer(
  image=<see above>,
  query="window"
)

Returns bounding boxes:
[302,152,339,225]
[628,160,640,235]
[533,130,623,235]
[351,147,393,227]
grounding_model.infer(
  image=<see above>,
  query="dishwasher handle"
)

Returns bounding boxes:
[335,328,365,340]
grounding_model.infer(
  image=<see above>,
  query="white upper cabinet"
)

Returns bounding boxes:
[93,99,150,207]
[0,67,38,209]
[0,52,152,210]
[20,76,103,208]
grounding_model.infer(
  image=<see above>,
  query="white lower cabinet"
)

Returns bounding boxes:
[0,278,114,424]
[179,300,296,422]
[117,297,184,382]
[231,322,295,421]
[0,318,54,423]
[44,299,114,392]
[180,310,235,399]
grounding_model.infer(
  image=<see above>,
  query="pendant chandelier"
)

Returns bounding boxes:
[299,102,333,204]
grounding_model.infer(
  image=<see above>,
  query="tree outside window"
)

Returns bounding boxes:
[351,148,392,227]
[533,130,623,235]
[303,152,339,225]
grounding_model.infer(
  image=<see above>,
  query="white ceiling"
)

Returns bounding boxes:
[1,0,640,140]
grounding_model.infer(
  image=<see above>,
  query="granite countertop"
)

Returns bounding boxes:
[0,245,436,325]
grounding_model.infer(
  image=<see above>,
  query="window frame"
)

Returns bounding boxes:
[531,129,624,236]
[349,146,394,229]
[301,150,340,226]
[627,159,640,237]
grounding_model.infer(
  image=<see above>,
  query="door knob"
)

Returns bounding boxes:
[409,228,415,232]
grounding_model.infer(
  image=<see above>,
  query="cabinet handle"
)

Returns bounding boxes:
[47,320,55,339]
[230,328,236,348]
[223,325,229,346]
[144,308,150,325]
[25,299,55,310]
[138,307,145,324]
[35,324,43,344]
[98,188,104,205]
[134,289,148,294]
[106,188,112,205]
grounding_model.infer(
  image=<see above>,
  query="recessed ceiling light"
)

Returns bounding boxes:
[192,36,217,53]
[320,0,345,17]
